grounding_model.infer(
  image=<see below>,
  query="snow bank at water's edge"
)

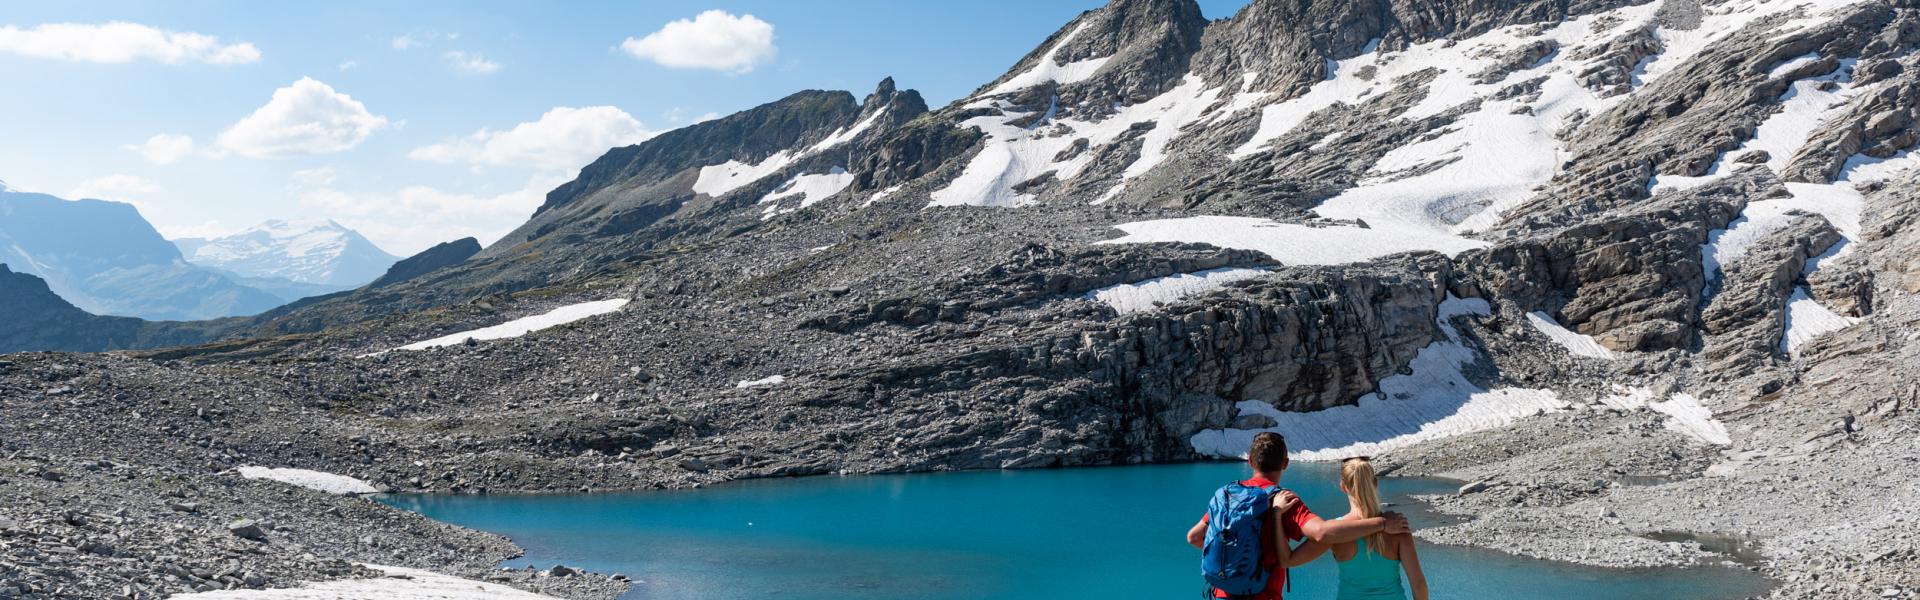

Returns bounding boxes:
[236,467,379,495]
[169,564,562,599]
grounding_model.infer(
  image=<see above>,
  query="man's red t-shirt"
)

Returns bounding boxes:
[1199,477,1317,600]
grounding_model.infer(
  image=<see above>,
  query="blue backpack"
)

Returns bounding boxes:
[1201,482,1283,597]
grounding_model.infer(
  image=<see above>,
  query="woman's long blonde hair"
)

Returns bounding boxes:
[1341,457,1389,555]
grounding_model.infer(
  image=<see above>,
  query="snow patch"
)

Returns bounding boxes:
[1599,387,1732,446]
[1525,312,1615,359]
[810,108,888,153]
[237,467,379,495]
[736,375,787,388]
[1840,150,1920,183]
[692,151,797,198]
[1096,215,1485,265]
[932,75,1223,208]
[1767,52,1823,79]
[169,564,563,599]
[386,299,630,353]
[1781,286,1858,354]
[760,167,854,220]
[1649,393,1732,446]
[1084,268,1270,314]
[981,23,1112,96]
[1191,296,1568,461]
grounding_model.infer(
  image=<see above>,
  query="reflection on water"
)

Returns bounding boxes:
[382,462,1769,600]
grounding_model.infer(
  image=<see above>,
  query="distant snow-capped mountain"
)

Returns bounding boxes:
[175,219,399,288]
[0,187,287,320]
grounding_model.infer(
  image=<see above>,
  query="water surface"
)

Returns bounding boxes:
[383,462,1766,599]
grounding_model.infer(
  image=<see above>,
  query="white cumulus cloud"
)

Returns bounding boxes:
[121,134,196,165]
[0,22,258,65]
[443,50,499,74]
[69,174,161,202]
[408,106,655,171]
[217,77,388,158]
[621,10,775,75]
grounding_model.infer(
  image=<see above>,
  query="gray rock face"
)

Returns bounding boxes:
[801,242,1278,331]
[1864,175,1920,298]
[1460,172,1758,351]
[1806,244,1874,317]
[1698,212,1842,383]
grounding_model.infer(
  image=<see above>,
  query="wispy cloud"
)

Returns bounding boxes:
[0,22,258,65]
[121,134,196,165]
[69,173,161,202]
[409,106,654,171]
[295,173,564,255]
[443,50,500,74]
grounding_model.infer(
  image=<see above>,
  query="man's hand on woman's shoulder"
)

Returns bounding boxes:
[1271,489,1301,512]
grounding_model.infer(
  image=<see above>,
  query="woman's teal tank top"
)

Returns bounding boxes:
[1336,537,1406,600]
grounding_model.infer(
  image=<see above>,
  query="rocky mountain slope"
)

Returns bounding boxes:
[174,219,399,300]
[5,0,1920,598]
[0,189,286,320]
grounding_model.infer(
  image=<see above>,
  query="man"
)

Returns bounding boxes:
[1187,432,1410,599]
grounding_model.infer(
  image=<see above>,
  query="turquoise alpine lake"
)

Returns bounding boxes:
[381,462,1768,599]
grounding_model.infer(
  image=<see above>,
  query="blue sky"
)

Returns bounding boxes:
[1,1,1248,254]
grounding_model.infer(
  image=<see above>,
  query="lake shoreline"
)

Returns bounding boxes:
[381,460,1771,600]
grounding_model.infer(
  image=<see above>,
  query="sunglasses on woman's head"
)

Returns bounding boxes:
[1343,456,1371,463]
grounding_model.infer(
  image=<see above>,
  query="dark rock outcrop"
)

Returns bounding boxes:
[368,238,481,289]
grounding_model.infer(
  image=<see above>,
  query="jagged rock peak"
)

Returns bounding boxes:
[859,77,929,124]
[972,0,1207,102]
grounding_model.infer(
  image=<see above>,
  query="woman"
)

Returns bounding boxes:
[1284,457,1429,600]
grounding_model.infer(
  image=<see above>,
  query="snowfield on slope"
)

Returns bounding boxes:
[237,467,379,495]
[1094,216,1485,265]
[385,299,630,353]
[1056,2,1688,264]
[169,564,562,599]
